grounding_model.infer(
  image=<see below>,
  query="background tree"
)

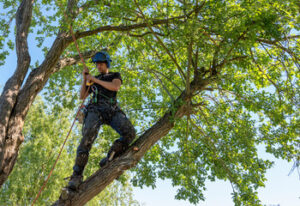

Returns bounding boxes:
[0,97,140,206]
[0,0,299,205]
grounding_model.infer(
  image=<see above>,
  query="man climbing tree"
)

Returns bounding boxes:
[68,51,136,190]
[0,0,299,205]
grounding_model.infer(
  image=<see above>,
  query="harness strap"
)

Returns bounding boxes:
[90,85,117,105]
[99,93,116,104]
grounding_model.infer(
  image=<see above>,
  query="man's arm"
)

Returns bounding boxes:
[79,79,90,100]
[86,75,121,91]
[79,69,90,100]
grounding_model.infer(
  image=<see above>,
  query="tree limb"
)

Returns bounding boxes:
[53,50,98,73]
[0,0,34,186]
[128,31,165,37]
[133,0,187,83]
[258,38,300,62]
[52,72,216,206]
[72,15,188,41]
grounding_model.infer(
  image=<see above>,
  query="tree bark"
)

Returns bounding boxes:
[0,0,77,186]
[52,74,213,206]
[0,0,34,186]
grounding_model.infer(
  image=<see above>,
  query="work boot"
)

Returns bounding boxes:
[99,139,127,167]
[67,174,83,190]
[99,157,108,167]
[99,151,116,167]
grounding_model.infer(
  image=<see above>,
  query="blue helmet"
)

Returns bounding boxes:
[91,51,112,68]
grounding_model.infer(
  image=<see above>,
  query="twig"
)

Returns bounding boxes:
[133,0,187,83]
[128,31,165,37]
[141,38,183,92]
[189,118,239,186]
[250,49,282,94]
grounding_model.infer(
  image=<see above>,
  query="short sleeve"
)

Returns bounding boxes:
[113,72,123,84]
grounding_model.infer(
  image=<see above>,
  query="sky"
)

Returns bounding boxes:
[0,15,299,206]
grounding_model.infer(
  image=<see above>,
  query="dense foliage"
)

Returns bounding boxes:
[0,0,299,205]
[0,98,140,205]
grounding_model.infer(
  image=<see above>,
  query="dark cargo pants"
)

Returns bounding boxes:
[73,103,136,176]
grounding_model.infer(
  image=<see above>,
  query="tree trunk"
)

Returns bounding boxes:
[0,0,75,186]
[0,0,34,186]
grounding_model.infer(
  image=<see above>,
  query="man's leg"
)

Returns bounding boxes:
[69,109,102,189]
[100,110,136,167]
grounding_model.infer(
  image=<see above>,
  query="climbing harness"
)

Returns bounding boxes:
[91,85,99,103]
[90,82,117,105]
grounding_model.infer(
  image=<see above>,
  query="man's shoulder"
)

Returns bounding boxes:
[109,72,122,84]
[108,72,122,79]
[96,72,120,78]
[97,72,122,82]
[109,71,121,76]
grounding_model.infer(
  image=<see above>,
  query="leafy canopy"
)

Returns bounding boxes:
[0,0,299,205]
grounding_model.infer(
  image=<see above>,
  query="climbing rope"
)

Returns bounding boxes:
[31,95,88,206]
[31,9,91,206]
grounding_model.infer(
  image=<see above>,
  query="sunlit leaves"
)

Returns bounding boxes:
[1,0,299,204]
[0,98,140,206]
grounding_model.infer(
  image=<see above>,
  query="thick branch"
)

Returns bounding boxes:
[258,38,300,62]
[52,72,214,206]
[0,0,33,130]
[71,14,187,41]
[53,50,97,73]
[0,0,92,187]
[0,0,34,184]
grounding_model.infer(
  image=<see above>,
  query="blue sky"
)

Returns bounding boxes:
[0,20,299,206]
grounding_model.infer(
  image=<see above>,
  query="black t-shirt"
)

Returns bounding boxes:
[88,72,122,103]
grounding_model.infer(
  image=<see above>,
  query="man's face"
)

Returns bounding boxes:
[96,62,108,73]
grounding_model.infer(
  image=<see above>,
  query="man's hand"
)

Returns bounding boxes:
[82,67,90,80]
[86,74,96,83]
[80,68,91,100]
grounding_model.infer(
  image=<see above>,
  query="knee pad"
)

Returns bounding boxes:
[73,150,89,175]
[75,150,89,167]
[73,165,84,175]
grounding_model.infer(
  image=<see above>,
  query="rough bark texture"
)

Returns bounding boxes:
[52,73,213,206]
[0,0,34,186]
[0,0,76,187]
